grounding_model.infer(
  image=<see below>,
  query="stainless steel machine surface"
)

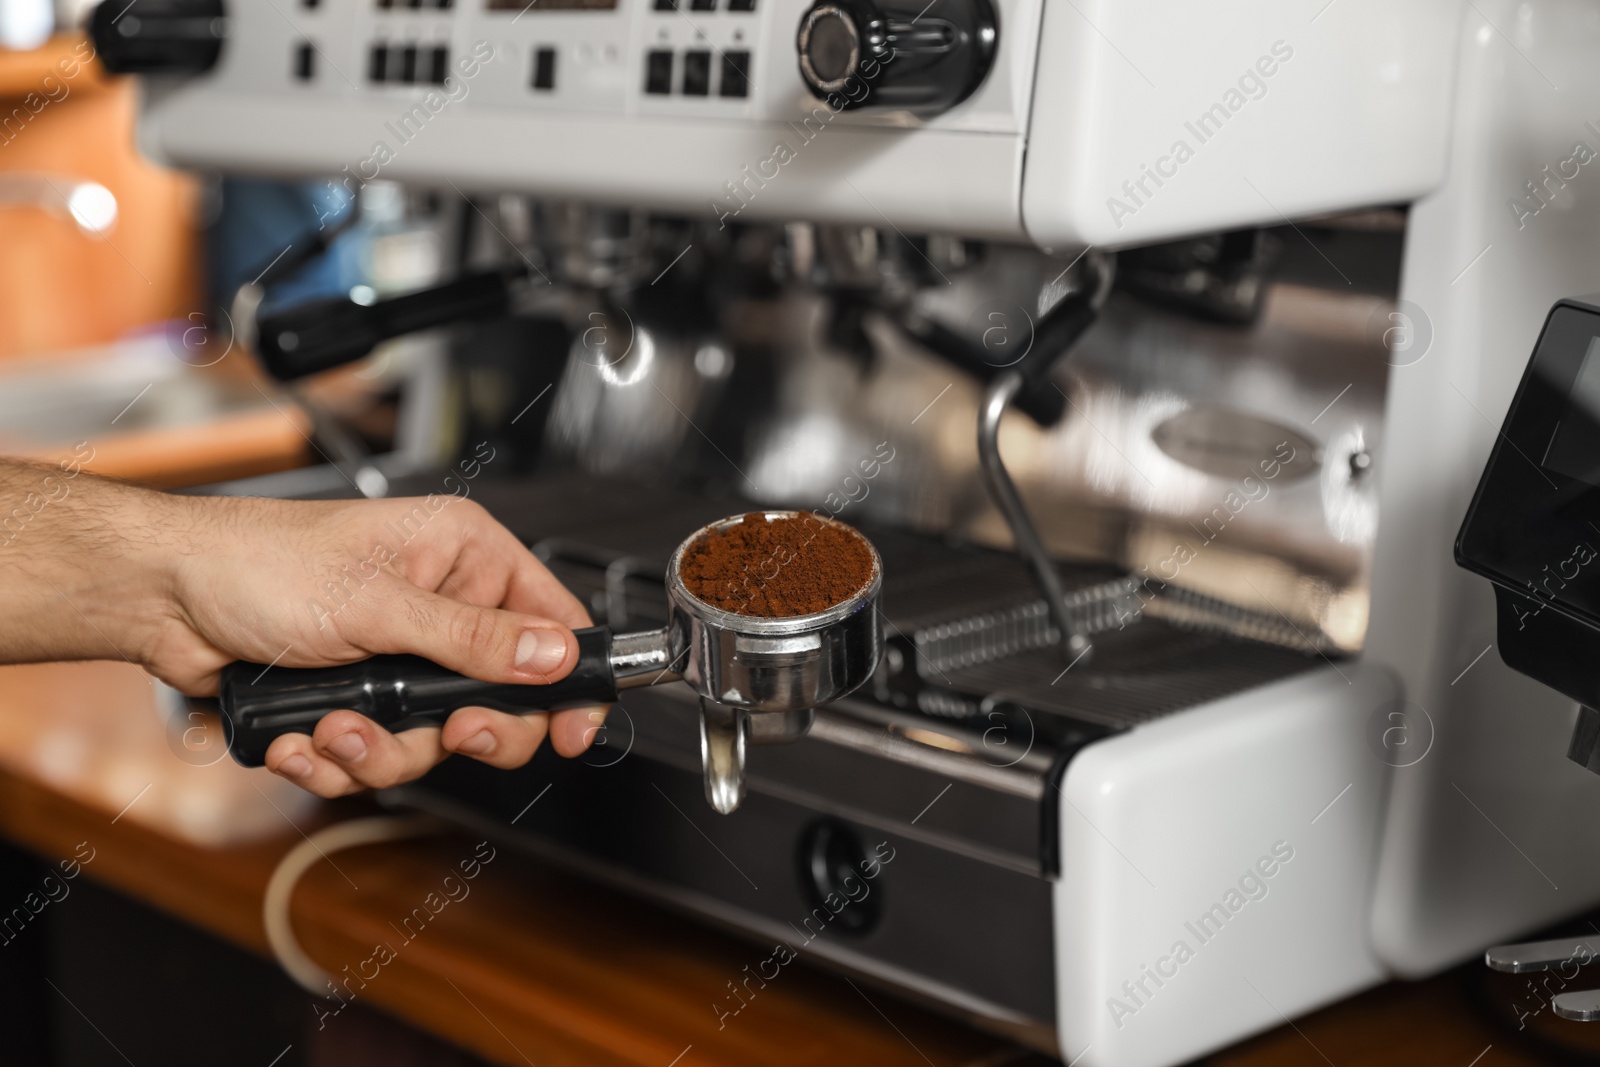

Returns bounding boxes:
[202,215,1396,1057]
[347,471,1329,1048]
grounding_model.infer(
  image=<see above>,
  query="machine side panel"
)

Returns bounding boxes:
[1369,0,1600,976]
[1055,664,1393,1067]
[1021,0,1464,250]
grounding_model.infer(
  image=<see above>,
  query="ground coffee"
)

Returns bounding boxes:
[679,512,875,617]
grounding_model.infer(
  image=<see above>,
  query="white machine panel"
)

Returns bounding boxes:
[141,0,1041,237]
[1369,0,1600,976]
[137,0,1464,245]
[1056,665,1395,1067]
[1021,0,1465,250]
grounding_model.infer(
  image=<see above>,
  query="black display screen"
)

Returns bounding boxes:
[1458,301,1600,629]
[1542,334,1600,486]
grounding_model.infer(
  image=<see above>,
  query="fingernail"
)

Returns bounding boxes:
[278,755,313,780]
[516,629,569,676]
[457,730,496,756]
[326,732,367,763]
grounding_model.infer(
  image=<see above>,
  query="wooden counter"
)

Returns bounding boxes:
[0,660,1590,1067]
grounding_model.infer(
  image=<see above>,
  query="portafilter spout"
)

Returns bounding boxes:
[211,512,883,814]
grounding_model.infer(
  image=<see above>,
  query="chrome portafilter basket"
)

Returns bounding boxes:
[213,511,883,814]
[667,514,883,812]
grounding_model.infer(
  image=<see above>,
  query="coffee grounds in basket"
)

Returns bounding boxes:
[679,513,874,618]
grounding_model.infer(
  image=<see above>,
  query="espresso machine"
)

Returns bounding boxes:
[89,0,1600,1064]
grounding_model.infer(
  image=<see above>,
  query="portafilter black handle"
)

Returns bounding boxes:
[216,626,618,767]
[254,269,515,381]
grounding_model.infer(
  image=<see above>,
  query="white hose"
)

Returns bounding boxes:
[262,814,443,995]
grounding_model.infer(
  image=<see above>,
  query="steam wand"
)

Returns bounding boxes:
[974,252,1115,658]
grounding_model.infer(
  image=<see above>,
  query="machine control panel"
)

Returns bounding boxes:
[111,0,1461,246]
[100,0,1027,128]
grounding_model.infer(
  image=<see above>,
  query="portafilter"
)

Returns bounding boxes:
[212,512,884,813]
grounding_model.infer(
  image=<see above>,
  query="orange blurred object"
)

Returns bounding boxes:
[0,33,201,361]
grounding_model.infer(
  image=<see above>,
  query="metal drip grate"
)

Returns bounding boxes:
[896,555,1337,680]
[449,475,1329,733]
[940,621,1320,730]
[1147,582,1338,655]
[912,576,1144,675]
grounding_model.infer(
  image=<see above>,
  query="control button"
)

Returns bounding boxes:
[798,819,881,936]
[644,49,673,94]
[728,0,755,9]
[798,4,869,94]
[405,0,423,8]
[294,40,315,80]
[653,0,677,8]
[399,43,418,83]
[795,0,998,114]
[367,42,388,81]
[87,0,226,75]
[435,0,453,7]
[377,0,393,8]
[428,45,448,84]
[682,49,710,96]
[690,0,716,8]
[532,45,556,90]
[719,50,749,97]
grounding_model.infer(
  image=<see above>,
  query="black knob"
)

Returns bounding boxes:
[796,0,997,115]
[89,0,226,76]
[798,818,882,935]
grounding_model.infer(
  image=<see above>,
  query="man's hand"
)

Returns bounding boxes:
[0,459,602,797]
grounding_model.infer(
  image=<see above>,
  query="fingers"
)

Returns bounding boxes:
[264,704,611,796]
[421,498,593,632]
[264,710,449,797]
[363,585,578,686]
[549,704,610,758]
[265,732,361,798]
[502,552,593,632]
[438,706,550,769]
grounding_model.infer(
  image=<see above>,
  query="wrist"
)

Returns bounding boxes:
[0,463,189,667]
[110,484,195,625]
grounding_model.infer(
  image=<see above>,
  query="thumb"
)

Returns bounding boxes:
[366,586,578,685]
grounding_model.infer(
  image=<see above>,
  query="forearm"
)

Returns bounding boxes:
[0,456,599,792]
[0,457,188,668]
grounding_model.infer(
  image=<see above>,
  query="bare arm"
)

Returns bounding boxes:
[0,457,600,797]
